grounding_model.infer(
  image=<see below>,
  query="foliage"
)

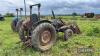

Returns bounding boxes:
[72,12,78,16]
[4,13,15,17]
[0,17,100,56]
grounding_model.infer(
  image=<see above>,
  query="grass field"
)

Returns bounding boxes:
[0,16,100,56]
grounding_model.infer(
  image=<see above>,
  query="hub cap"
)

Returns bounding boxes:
[68,31,72,37]
[40,30,51,46]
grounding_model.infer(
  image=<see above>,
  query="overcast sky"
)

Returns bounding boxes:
[0,0,100,15]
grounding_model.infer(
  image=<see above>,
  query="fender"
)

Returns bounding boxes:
[32,20,52,28]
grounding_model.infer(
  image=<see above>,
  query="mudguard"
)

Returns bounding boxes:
[33,20,52,27]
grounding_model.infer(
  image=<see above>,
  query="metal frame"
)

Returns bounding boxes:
[30,3,41,20]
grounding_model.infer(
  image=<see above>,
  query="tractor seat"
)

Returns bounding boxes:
[31,14,39,22]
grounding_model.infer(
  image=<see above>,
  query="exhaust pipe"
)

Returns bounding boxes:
[51,10,56,19]
[16,9,19,19]
[19,8,23,19]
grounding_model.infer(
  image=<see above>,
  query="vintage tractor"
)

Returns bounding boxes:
[51,10,81,40]
[18,3,81,51]
[11,8,23,32]
[16,8,24,32]
[19,4,56,51]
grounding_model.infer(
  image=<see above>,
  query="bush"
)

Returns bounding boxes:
[4,13,15,17]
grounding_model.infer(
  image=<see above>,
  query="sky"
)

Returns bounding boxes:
[0,0,100,15]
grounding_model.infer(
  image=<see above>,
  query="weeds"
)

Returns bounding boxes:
[0,17,100,56]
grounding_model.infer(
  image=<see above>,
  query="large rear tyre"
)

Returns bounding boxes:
[16,20,24,32]
[11,20,17,32]
[32,23,56,51]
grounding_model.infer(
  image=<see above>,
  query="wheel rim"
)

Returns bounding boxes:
[68,31,72,37]
[40,30,51,46]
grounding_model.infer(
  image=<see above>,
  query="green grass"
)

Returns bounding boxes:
[0,17,100,56]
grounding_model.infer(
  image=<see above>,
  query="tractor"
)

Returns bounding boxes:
[18,3,81,51]
[19,4,56,51]
[11,8,23,32]
[51,10,81,40]
[0,14,5,21]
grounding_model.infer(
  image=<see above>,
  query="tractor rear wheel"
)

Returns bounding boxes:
[31,23,56,51]
[11,20,17,32]
[64,29,73,41]
[16,20,24,32]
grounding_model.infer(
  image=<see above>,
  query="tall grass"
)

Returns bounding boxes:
[0,17,100,56]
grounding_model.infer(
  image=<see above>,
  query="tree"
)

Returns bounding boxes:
[72,12,78,16]
[4,13,15,17]
[71,12,78,20]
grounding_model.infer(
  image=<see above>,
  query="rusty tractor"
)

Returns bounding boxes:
[18,4,56,51]
[18,3,81,51]
[51,10,81,41]
[11,8,23,32]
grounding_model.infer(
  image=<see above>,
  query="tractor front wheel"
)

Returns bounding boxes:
[64,29,73,41]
